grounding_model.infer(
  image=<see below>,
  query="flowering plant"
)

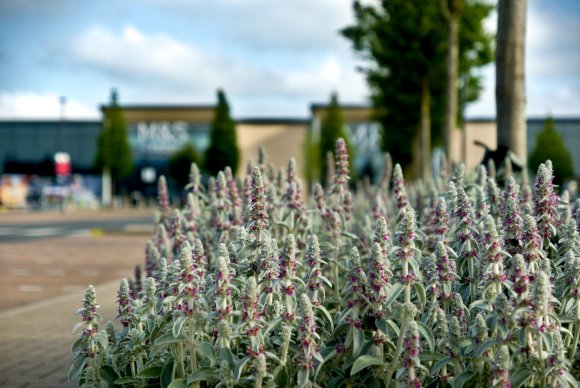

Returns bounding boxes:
[71,148,580,387]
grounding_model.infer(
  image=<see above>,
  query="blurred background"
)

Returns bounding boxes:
[0,0,578,208]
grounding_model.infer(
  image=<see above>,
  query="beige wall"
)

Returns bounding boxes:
[237,123,308,181]
[106,106,215,123]
[462,121,497,171]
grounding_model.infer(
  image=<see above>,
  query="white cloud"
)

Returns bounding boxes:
[0,91,99,119]
[62,24,368,116]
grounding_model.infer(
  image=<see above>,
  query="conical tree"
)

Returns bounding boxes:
[528,117,575,185]
[168,143,201,189]
[94,89,133,194]
[319,92,352,184]
[204,89,239,176]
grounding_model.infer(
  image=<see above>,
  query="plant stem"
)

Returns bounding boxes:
[334,243,341,309]
[570,318,580,362]
[467,244,476,304]
[188,320,200,388]
[385,319,409,387]
[403,258,411,304]
[537,330,545,388]
[255,373,263,388]
[177,343,186,378]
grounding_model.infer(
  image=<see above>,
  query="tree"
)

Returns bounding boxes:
[204,89,239,176]
[168,143,201,189]
[528,118,574,185]
[94,89,132,195]
[319,92,353,184]
[342,0,492,177]
[442,0,460,160]
[496,0,527,163]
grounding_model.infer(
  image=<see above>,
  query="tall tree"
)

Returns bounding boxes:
[94,89,133,196]
[442,0,460,160]
[204,89,239,176]
[319,92,352,184]
[342,0,492,177]
[496,0,527,163]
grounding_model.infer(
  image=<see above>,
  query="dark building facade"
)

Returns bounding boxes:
[0,120,101,175]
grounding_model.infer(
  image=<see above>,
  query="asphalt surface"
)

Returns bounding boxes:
[0,213,154,242]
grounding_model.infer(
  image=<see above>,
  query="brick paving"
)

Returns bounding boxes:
[0,212,151,387]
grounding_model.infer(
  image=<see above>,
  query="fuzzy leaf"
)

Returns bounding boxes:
[560,370,579,388]
[353,328,364,357]
[384,283,405,308]
[234,356,250,384]
[137,366,163,378]
[350,355,385,375]
[71,337,84,354]
[510,368,534,388]
[220,347,237,368]
[98,365,119,388]
[197,341,216,364]
[474,339,499,358]
[172,316,187,337]
[469,299,492,312]
[408,257,420,276]
[167,378,187,388]
[274,365,290,387]
[451,370,476,388]
[187,367,220,383]
[419,351,447,362]
[68,356,86,381]
[114,377,140,384]
[155,332,187,346]
[316,305,334,332]
[297,368,309,387]
[161,360,174,388]
[416,321,435,351]
[431,357,452,376]
[413,282,426,306]
[376,318,389,334]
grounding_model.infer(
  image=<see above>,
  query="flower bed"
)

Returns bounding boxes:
[70,139,580,387]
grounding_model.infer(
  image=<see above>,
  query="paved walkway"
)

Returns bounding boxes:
[0,211,151,387]
[0,281,120,387]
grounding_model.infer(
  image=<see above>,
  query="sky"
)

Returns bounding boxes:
[0,0,579,120]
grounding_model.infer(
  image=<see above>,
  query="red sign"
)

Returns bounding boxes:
[55,152,71,176]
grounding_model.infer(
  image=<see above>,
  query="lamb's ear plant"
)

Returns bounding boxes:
[71,148,580,387]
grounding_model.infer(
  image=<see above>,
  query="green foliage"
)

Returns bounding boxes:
[204,89,239,176]
[94,89,133,183]
[72,147,580,387]
[342,0,493,169]
[528,117,575,185]
[168,143,201,188]
[319,92,354,184]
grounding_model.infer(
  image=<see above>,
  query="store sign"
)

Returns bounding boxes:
[136,121,189,155]
[54,152,71,176]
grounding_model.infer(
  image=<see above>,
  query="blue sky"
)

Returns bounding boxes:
[0,0,579,119]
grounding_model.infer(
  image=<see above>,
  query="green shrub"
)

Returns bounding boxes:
[168,143,200,189]
[528,117,575,185]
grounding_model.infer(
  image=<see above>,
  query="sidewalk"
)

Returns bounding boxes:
[0,213,150,386]
[0,281,120,387]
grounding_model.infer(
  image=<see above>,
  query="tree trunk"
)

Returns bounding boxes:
[496,0,527,163]
[420,77,431,182]
[444,3,459,162]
